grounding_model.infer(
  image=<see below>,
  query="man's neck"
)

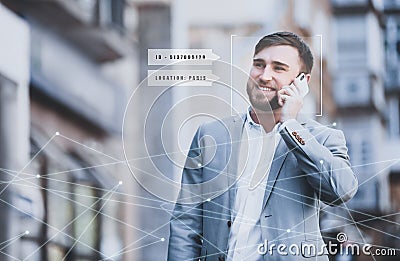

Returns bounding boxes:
[250,107,281,133]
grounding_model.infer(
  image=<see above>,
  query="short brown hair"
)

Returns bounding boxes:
[254,31,314,74]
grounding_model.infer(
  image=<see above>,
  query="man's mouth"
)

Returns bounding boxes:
[256,86,276,92]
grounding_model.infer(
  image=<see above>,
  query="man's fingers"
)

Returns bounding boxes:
[280,94,290,101]
[288,83,300,96]
[280,86,295,96]
[278,90,285,106]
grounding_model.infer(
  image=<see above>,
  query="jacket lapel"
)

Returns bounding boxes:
[226,114,246,211]
[262,137,289,209]
[261,120,308,208]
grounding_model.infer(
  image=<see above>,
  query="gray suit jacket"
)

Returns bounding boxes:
[168,114,358,261]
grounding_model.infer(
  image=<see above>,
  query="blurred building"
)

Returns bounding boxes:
[382,0,400,258]
[329,0,400,260]
[0,3,30,260]
[0,0,142,260]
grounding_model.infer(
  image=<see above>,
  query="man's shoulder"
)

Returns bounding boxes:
[302,118,343,138]
[302,118,324,129]
[194,114,245,141]
[200,114,245,131]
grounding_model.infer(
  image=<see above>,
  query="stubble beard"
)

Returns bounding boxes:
[246,80,281,112]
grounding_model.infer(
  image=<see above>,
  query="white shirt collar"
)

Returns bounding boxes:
[246,106,281,133]
[246,106,260,128]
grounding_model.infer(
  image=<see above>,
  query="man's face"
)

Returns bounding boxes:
[246,45,302,111]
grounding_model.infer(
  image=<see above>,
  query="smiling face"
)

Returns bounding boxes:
[246,45,302,111]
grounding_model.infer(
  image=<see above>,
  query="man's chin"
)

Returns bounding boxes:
[252,105,281,112]
[250,96,281,112]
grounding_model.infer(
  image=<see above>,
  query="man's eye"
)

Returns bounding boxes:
[274,66,285,71]
[254,62,264,69]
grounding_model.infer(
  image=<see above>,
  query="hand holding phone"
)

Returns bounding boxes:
[278,72,309,122]
[290,73,309,97]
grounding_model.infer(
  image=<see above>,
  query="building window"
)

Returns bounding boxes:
[71,182,101,259]
[361,140,371,168]
[348,82,358,93]
[97,0,125,32]
[44,161,103,260]
[74,0,125,32]
[345,134,371,170]
[20,138,122,261]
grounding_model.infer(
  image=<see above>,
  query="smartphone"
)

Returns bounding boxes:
[290,73,309,97]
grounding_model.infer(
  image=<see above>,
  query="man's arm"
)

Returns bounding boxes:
[279,119,358,205]
[168,127,204,260]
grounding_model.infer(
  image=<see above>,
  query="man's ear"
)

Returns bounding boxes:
[305,73,311,83]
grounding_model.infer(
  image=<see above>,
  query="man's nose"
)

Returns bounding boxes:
[260,65,273,81]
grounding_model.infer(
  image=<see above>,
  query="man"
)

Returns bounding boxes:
[168,31,358,261]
